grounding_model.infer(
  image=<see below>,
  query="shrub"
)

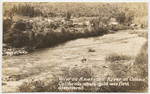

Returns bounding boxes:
[18,78,59,92]
[4,31,30,48]
[49,23,58,30]
[116,12,126,24]
[61,66,95,92]
[129,30,148,39]
[10,4,42,17]
[105,53,132,62]
[115,24,129,30]
[3,18,12,34]
[137,31,148,39]
[18,66,95,92]
[3,17,108,50]
[102,42,148,92]
[134,41,148,78]
[63,66,94,78]
[3,18,13,44]
[13,21,26,31]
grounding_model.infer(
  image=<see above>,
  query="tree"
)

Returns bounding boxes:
[117,12,126,24]
[66,12,71,20]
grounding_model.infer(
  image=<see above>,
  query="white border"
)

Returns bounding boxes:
[0,0,2,94]
[0,0,149,94]
[1,0,150,2]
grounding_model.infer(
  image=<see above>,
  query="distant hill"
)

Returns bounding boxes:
[3,2,148,27]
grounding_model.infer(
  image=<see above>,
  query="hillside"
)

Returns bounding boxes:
[3,2,148,27]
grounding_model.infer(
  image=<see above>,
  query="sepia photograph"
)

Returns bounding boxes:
[1,1,148,93]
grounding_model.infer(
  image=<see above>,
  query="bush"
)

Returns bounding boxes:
[18,66,95,92]
[18,78,59,92]
[63,66,94,78]
[3,18,12,34]
[116,12,126,24]
[103,42,148,92]
[3,17,108,50]
[4,31,30,48]
[3,18,13,43]
[13,21,26,31]
[131,41,148,92]
[115,24,129,30]
[137,31,148,39]
[129,31,148,39]
[105,53,132,62]
[134,41,148,77]
[3,20,35,48]
[61,66,95,92]
[10,4,42,17]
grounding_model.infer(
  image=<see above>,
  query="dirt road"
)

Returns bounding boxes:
[2,30,147,92]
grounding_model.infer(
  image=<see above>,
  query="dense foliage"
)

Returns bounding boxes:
[3,18,108,50]
[3,2,148,51]
[3,2,148,25]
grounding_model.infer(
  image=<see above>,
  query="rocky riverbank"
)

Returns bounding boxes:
[2,44,28,56]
